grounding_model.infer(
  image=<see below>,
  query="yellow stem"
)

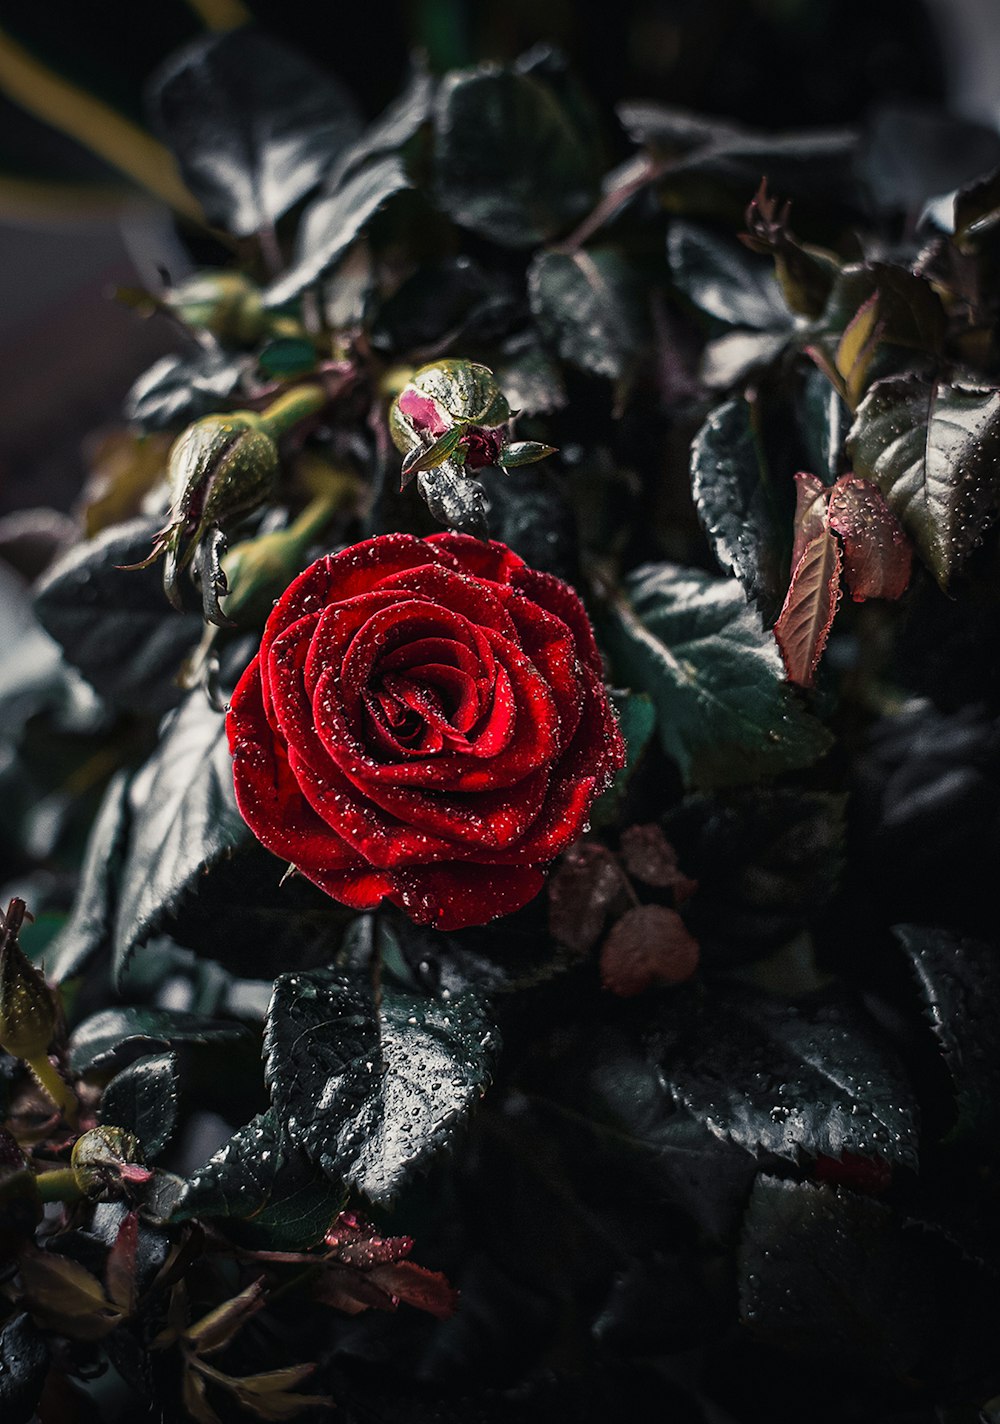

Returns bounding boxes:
[27,1054,79,1127]
[35,1167,84,1203]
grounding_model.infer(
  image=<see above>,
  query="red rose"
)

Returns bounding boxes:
[226,532,625,930]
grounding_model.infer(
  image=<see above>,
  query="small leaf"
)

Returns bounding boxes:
[789,471,830,568]
[547,843,625,953]
[124,350,246,432]
[618,825,696,901]
[433,67,597,247]
[400,425,466,485]
[99,1052,179,1160]
[112,692,247,976]
[833,293,882,409]
[774,528,842,688]
[34,518,202,715]
[600,904,699,996]
[264,968,498,1204]
[148,29,361,236]
[646,982,918,1166]
[847,375,1000,588]
[18,1250,121,1340]
[827,474,912,601]
[668,219,790,329]
[256,339,317,379]
[528,248,647,383]
[601,562,832,788]
[497,441,557,469]
[69,1008,246,1074]
[690,396,789,620]
[266,154,412,306]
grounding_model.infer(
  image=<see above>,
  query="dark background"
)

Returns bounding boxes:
[0,0,997,519]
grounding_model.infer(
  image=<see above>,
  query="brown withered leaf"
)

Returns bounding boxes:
[600,904,700,997]
[548,842,626,952]
[619,824,698,904]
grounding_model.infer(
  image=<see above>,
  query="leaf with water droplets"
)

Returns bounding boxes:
[600,562,832,788]
[847,375,1000,589]
[169,1110,345,1249]
[528,248,648,383]
[644,982,919,1167]
[690,396,791,621]
[264,968,499,1205]
[774,526,842,688]
[894,925,1000,1147]
[69,1007,247,1074]
[99,1052,179,1160]
[827,473,913,600]
[739,1176,934,1374]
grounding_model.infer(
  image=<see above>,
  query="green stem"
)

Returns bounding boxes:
[27,1053,79,1126]
[36,1167,84,1203]
[258,384,326,441]
[289,492,343,544]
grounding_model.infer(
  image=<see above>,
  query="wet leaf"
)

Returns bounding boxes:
[44,770,130,983]
[547,843,624,952]
[599,904,699,996]
[264,968,498,1204]
[0,1314,48,1424]
[773,526,842,688]
[34,518,202,715]
[827,473,912,601]
[645,982,918,1166]
[266,154,413,306]
[894,925,1000,1146]
[170,1110,345,1250]
[667,219,790,329]
[494,336,567,416]
[847,375,1000,588]
[331,65,435,188]
[112,692,247,976]
[149,29,360,236]
[99,1052,179,1160]
[601,562,832,788]
[433,67,597,247]
[69,1007,246,1074]
[690,396,790,620]
[417,466,489,539]
[124,350,246,433]
[739,1176,933,1373]
[528,248,647,383]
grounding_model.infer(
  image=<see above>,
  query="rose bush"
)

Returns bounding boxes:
[226,531,625,929]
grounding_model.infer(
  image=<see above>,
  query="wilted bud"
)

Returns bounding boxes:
[389,359,556,495]
[0,899,55,1062]
[71,1127,152,1200]
[165,271,266,345]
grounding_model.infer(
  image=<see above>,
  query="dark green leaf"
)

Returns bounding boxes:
[34,518,202,715]
[0,1314,49,1424]
[528,248,647,382]
[417,466,489,539]
[266,154,413,306]
[645,982,918,1166]
[44,770,130,983]
[148,29,361,235]
[371,258,521,356]
[699,329,791,392]
[124,350,246,432]
[264,968,498,1204]
[494,335,567,416]
[111,692,247,977]
[848,375,1000,588]
[170,1110,344,1249]
[664,788,846,963]
[433,67,597,247]
[667,220,790,330]
[331,66,435,188]
[99,1052,179,1159]
[601,562,832,788]
[894,925,1000,1145]
[690,396,791,621]
[796,364,849,484]
[739,1176,933,1373]
[69,1007,247,1073]
[482,466,576,581]
[256,338,317,378]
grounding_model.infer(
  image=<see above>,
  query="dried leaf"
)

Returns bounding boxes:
[600,904,700,996]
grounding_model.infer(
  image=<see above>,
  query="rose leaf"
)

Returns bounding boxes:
[124,350,246,433]
[847,375,1000,588]
[827,473,913,601]
[773,525,842,688]
[69,1008,247,1074]
[264,968,499,1205]
[668,219,791,330]
[98,1052,179,1161]
[601,561,832,788]
[148,29,361,236]
[528,248,648,383]
[644,981,918,1167]
[599,904,699,996]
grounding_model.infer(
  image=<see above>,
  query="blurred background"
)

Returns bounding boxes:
[1,0,999,520]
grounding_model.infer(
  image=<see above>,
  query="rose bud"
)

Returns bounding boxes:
[165,270,267,345]
[389,359,555,490]
[71,1127,152,1200]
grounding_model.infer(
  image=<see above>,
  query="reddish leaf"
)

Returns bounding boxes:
[324,1212,412,1267]
[104,1211,139,1316]
[548,842,626,952]
[600,904,700,997]
[774,528,842,688]
[368,1260,459,1320]
[619,824,698,904]
[317,1212,457,1320]
[790,471,830,568]
[827,473,913,602]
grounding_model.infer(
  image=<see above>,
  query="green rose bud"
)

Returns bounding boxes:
[71,1127,152,1200]
[165,271,266,345]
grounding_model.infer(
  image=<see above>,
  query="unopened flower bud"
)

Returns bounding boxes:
[71,1127,151,1200]
[0,899,55,1062]
[165,271,266,345]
